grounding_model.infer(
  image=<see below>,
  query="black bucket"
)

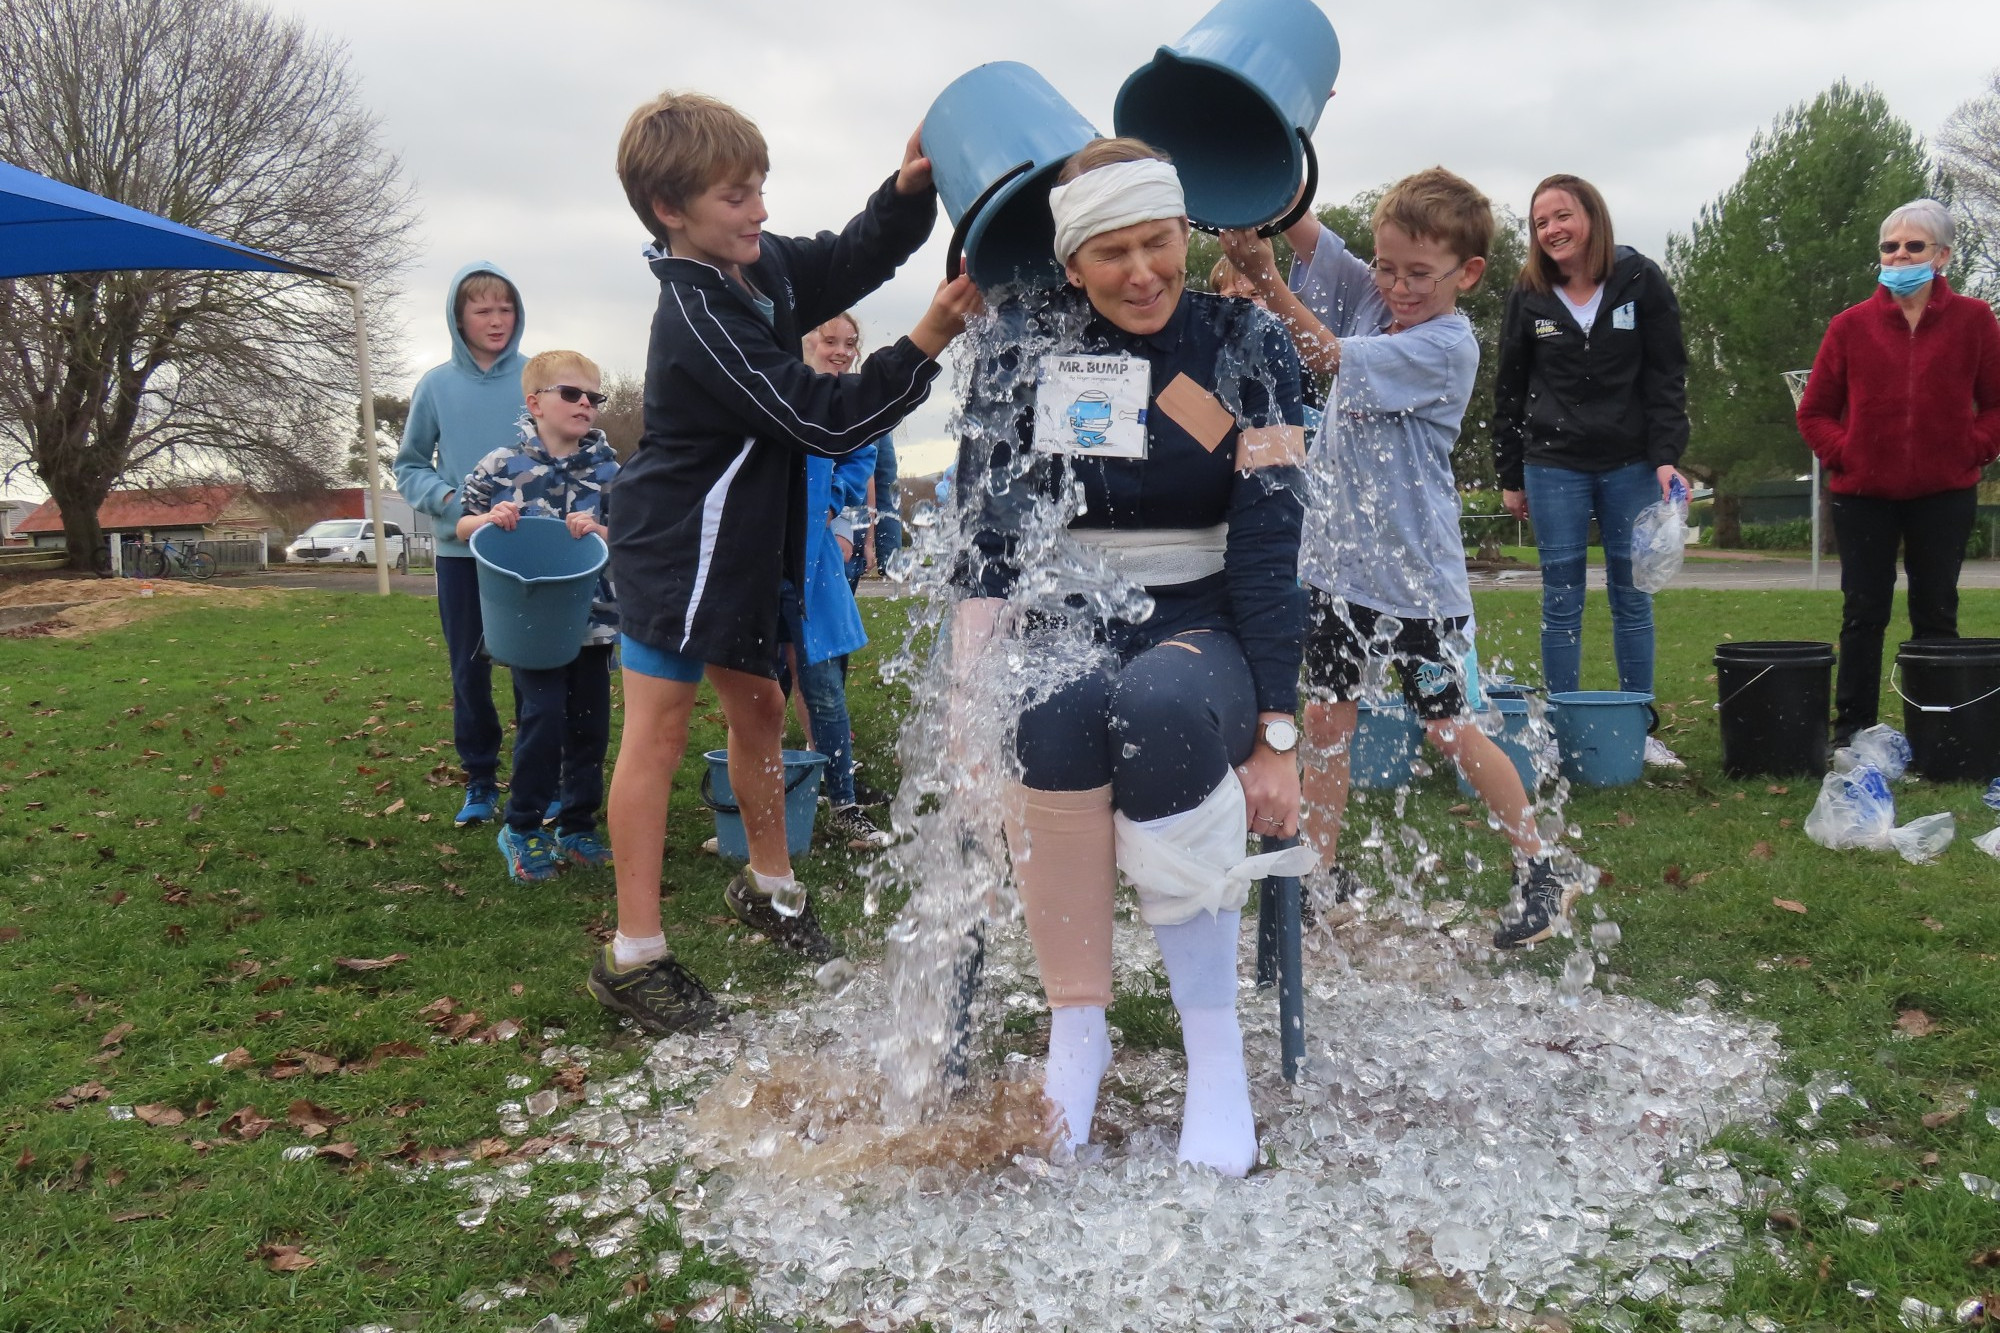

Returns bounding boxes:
[1715,640,1833,778]
[1894,638,2000,782]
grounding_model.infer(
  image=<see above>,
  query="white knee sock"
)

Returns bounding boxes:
[1151,909,1257,1177]
[1044,1004,1112,1154]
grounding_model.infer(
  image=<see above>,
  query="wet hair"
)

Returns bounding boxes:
[1055,136,1172,185]
[1209,255,1243,293]
[1371,167,1495,287]
[454,272,518,329]
[521,349,602,400]
[1518,173,1615,293]
[617,91,771,245]
[1881,198,1955,250]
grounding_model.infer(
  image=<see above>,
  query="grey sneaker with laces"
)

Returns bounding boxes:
[724,872,835,961]
[588,946,721,1035]
[1492,858,1579,950]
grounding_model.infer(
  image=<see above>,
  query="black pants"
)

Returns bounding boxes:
[435,556,501,784]
[503,645,612,834]
[1831,486,1977,739]
[1014,628,1258,822]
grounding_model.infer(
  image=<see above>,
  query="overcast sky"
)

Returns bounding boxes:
[200,0,2000,483]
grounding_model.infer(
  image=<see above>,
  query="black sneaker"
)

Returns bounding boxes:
[849,774,894,809]
[829,803,894,850]
[588,946,722,1035]
[1492,858,1578,950]
[724,872,835,961]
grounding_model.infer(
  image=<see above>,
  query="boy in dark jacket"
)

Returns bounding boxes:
[591,90,979,1035]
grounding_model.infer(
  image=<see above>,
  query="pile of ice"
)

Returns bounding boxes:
[474,904,1783,1332]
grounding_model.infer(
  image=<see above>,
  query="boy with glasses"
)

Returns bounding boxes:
[457,351,620,883]
[1223,168,1566,948]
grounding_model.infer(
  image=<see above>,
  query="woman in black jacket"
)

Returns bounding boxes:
[1493,174,1690,766]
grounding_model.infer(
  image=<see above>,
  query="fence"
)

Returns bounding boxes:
[109,535,267,577]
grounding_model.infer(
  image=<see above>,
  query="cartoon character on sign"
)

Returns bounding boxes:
[1067,390,1115,448]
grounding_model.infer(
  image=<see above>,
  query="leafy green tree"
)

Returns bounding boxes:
[1666,82,1934,544]
[347,394,408,484]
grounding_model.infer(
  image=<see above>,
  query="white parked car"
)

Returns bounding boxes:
[288,520,406,570]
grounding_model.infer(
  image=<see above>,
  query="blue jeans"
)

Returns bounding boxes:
[435,556,501,784]
[1525,462,1658,695]
[796,653,857,807]
[504,645,612,833]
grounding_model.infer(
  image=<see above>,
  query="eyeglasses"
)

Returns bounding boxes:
[1368,261,1464,297]
[538,384,607,408]
[1879,239,1936,256]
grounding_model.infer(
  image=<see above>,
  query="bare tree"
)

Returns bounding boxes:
[1941,69,2000,301]
[595,372,647,464]
[0,0,417,567]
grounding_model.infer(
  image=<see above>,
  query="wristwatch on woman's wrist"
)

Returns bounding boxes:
[1260,717,1299,754]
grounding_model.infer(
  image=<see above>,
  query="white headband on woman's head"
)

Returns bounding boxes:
[1049,158,1187,265]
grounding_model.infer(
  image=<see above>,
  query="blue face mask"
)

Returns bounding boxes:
[1879,263,1936,297]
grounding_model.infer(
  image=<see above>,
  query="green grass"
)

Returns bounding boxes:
[2,585,1998,1330]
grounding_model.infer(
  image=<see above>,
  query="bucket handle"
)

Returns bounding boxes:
[1189,130,1319,241]
[1889,663,2000,715]
[1711,664,1776,712]
[699,760,823,815]
[945,159,1035,282]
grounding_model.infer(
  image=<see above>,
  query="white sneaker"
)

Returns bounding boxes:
[1644,736,1685,769]
[699,835,719,855]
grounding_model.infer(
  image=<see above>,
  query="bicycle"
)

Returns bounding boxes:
[138,537,216,580]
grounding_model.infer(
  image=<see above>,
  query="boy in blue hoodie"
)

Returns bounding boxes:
[394,265,528,827]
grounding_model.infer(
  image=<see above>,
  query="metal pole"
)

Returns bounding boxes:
[336,279,390,597]
[108,533,121,577]
[1810,455,1821,592]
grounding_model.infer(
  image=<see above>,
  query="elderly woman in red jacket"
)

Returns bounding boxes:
[1797,198,2000,747]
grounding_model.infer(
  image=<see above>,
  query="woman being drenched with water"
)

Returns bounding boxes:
[949,138,1314,1176]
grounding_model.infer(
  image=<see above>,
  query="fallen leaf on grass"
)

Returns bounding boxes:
[342,1040,425,1074]
[259,1244,314,1272]
[287,1100,345,1137]
[0,926,21,944]
[64,1153,92,1189]
[163,924,186,946]
[253,1009,284,1025]
[1923,917,1945,932]
[417,995,457,1025]
[1773,898,1808,915]
[51,1081,112,1110]
[1663,864,1683,886]
[1749,841,1773,861]
[548,1248,576,1273]
[14,1148,33,1171]
[133,1104,184,1127]
[314,1141,358,1163]
[1923,1107,1963,1129]
[509,984,524,997]
[1896,1009,1937,1037]
[220,1106,275,1141]
[623,1272,651,1300]
[468,1019,520,1044]
[333,953,408,972]
[253,976,293,995]
[111,1209,164,1223]
[185,805,202,823]
[1972,1247,2000,1268]
[207,785,226,798]
[471,1137,510,1160]
[1616,810,1635,827]
[382,798,404,816]
[1766,784,1790,796]
[1690,871,1713,885]
[384,1100,424,1118]
[219,1047,255,1071]
[1766,1207,1801,1231]
[101,1022,135,1048]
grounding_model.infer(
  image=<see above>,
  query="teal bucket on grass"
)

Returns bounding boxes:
[469,516,607,670]
[700,749,828,861]
[1352,697,1423,790]
[922,62,1099,289]
[1548,690,1655,788]
[1114,0,1341,231]
[1457,698,1541,798]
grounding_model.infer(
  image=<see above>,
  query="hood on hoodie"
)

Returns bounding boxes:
[446,261,527,379]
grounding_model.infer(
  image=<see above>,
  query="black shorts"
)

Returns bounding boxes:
[1303,589,1470,721]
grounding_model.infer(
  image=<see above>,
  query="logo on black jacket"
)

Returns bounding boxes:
[1534,318,1561,340]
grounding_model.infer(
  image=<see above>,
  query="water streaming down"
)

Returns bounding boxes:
[433,290,1781,1329]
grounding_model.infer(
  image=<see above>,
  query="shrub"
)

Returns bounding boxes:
[1737,520,1813,550]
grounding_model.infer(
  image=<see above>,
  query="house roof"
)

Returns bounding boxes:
[14,484,247,534]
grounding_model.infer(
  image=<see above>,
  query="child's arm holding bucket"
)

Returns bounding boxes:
[1220,228,1342,377]
[453,449,520,539]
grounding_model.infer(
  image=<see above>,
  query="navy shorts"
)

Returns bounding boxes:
[1303,589,1469,721]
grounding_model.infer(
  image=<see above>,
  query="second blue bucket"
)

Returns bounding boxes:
[469,516,608,670]
[700,749,828,861]
[1114,0,1341,230]
[1548,691,1654,788]
[1352,697,1423,790]
[923,62,1099,290]
[1456,698,1542,798]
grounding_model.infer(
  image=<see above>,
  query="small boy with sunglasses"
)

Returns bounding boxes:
[457,350,621,883]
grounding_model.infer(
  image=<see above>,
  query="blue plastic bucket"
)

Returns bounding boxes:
[1456,698,1540,798]
[1351,697,1423,791]
[1113,0,1341,230]
[700,749,828,861]
[922,62,1099,289]
[469,516,607,670]
[1548,690,1654,788]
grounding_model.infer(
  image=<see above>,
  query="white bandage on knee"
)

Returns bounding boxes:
[1113,769,1319,926]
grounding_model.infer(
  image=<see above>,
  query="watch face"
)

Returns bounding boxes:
[1264,718,1299,752]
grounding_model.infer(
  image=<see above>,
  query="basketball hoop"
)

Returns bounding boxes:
[1782,369,1811,409]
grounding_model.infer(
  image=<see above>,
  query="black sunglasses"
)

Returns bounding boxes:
[1879,239,1935,256]
[538,384,608,408]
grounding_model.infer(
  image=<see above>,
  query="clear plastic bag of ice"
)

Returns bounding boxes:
[1891,811,1954,864]
[1804,764,1895,851]
[1630,479,1688,594]
[1845,724,1912,781]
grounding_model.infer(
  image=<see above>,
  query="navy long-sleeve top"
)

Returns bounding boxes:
[955,286,1308,713]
